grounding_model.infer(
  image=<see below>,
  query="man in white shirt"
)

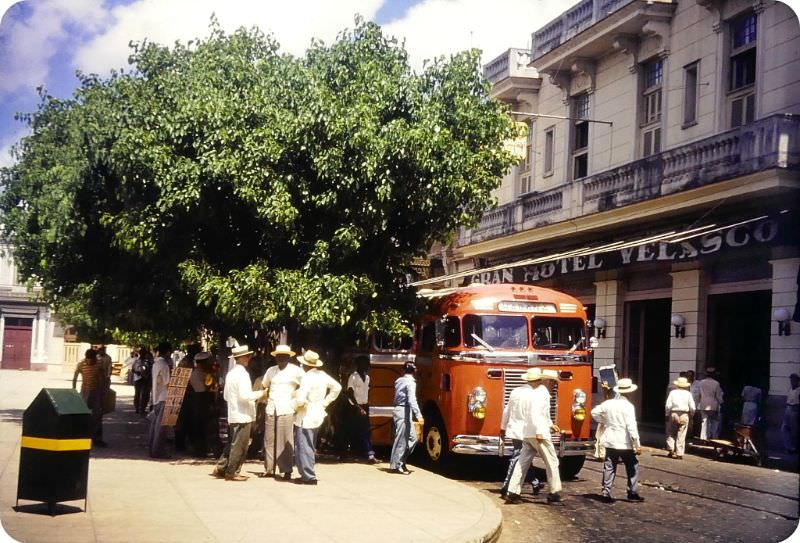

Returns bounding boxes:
[148,342,173,458]
[696,367,724,440]
[213,345,268,481]
[665,376,695,459]
[505,368,562,505]
[345,356,377,463]
[499,378,542,499]
[293,350,342,485]
[591,378,643,503]
[260,344,304,479]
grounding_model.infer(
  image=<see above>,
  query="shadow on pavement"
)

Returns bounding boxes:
[13,502,84,516]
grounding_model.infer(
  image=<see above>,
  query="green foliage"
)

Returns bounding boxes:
[0,18,517,344]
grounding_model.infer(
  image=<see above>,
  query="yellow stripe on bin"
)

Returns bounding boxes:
[21,436,92,452]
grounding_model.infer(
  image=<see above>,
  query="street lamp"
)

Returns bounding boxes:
[773,308,792,336]
[671,314,686,338]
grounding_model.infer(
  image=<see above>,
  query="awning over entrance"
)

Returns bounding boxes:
[411,211,793,288]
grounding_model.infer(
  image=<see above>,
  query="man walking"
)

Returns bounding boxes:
[697,367,724,440]
[389,362,424,475]
[345,356,377,463]
[591,378,644,503]
[293,350,342,485]
[148,342,172,458]
[505,368,562,505]
[72,349,106,447]
[665,376,695,459]
[213,345,268,481]
[260,344,304,479]
[499,374,542,499]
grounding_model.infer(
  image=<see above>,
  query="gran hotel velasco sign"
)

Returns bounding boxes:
[469,214,794,285]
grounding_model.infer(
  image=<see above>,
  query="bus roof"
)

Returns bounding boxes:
[419,283,587,318]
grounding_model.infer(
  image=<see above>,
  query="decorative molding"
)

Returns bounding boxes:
[515,91,537,110]
[697,0,724,33]
[570,58,597,95]
[545,69,571,103]
[751,1,766,15]
[613,34,640,74]
[641,19,671,58]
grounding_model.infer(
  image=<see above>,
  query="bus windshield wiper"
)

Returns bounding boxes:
[470,333,495,352]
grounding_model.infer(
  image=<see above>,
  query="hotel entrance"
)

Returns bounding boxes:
[707,290,772,398]
[623,299,671,424]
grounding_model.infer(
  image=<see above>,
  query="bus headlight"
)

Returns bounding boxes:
[572,388,587,421]
[468,386,487,419]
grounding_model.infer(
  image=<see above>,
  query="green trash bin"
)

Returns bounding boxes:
[17,388,91,515]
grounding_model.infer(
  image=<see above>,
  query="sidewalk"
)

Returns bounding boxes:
[0,370,501,543]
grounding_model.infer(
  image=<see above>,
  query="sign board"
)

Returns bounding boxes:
[162,368,192,427]
[470,215,793,285]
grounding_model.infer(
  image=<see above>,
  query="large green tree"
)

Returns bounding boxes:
[0,19,518,345]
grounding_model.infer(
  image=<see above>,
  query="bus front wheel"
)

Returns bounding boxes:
[422,415,448,465]
[558,455,585,480]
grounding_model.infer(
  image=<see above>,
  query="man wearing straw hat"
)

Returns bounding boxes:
[212,345,268,481]
[293,350,342,485]
[665,376,696,459]
[591,377,644,503]
[505,367,563,505]
[260,344,304,480]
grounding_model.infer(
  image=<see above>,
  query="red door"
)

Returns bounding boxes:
[2,318,33,370]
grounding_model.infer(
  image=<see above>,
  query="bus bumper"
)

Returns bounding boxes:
[451,435,595,457]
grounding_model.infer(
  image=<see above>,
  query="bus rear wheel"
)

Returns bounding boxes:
[558,455,585,480]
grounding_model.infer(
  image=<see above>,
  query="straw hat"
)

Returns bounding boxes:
[271,344,296,358]
[297,350,323,368]
[522,367,559,382]
[613,378,638,394]
[673,377,691,388]
[231,345,254,358]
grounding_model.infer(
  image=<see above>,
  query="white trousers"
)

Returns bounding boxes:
[507,437,561,496]
[700,410,720,440]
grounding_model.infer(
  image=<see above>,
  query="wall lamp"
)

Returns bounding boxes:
[671,314,686,338]
[593,317,606,338]
[773,308,792,336]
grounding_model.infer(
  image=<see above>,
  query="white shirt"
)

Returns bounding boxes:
[294,368,342,429]
[500,384,553,440]
[223,364,263,424]
[665,388,695,415]
[262,363,305,416]
[347,372,370,405]
[151,356,171,404]
[591,397,640,450]
[697,377,724,411]
[787,387,800,406]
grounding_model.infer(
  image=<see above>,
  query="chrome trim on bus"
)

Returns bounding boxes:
[369,353,415,364]
[451,434,594,457]
[368,406,395,418]
[438,351,586,365]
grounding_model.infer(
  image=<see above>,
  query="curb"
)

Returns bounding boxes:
[442,486,503,543]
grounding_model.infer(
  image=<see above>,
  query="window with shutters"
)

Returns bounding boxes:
[543,126,555,177]
[640,58,663,157]
[728,12,757,127]
[683,62,699,127]
[571,93,590,180]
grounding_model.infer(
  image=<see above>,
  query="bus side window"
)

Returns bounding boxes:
[444,316,461,348]
[419,322,436,353]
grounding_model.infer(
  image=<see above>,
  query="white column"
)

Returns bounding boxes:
[669,268,707,381]
[30,314,39,364]
[768,258,800,394]
[0,314,5,363]
[592,277,625,375]
[37,312,48,364]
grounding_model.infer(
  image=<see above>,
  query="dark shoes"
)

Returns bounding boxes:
[546,493,562,504]
[504,493,522,504]
[225,475,248,482]
[531,482,543,496]
[294,478,318,485]
[275,473,293,482]
[391,467,411,475]
[601,494,615,504]
[367,457,379,465]
[627,493,645,502]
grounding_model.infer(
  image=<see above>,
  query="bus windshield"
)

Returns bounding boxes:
[532,317,586,350]
[463,314,528,349]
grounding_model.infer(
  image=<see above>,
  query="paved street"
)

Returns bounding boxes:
[0,370,500,543]
[441,446,800,543]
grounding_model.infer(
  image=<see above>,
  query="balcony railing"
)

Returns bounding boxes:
[458,114,800,247]
[483,48,537,85]
[532,0,636,59]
